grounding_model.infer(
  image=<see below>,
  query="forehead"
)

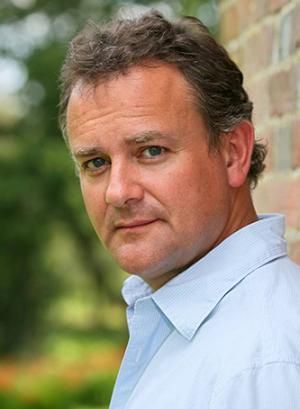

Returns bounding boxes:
[67,62,197,118]
[66,62,209,151]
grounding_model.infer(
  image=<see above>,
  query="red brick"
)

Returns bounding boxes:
[236,0,256,29]
[295,60,300,109]
[257,0,270,20]
[291,119,300,169]
[260,24,274,67]
[269,69,295,117]
[219,0,300,251]
[291,4,300,51]
[219,3,240,43]
[272,126,292,171]
[268,0,290,13]
[243,24,274,78]
[237,0,268,28]
[248,77,270,128]
[289,240,300,265]
[253,176,300,230]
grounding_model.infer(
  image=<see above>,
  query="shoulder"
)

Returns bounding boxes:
[210,360,300,409]
[207,255,300,383]
[209,257,300,408]
[239,256,300,336]
[226,255,300,328]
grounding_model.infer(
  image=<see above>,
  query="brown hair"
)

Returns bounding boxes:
[59,10,266,187]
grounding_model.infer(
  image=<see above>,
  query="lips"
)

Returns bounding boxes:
[115,219,158,230]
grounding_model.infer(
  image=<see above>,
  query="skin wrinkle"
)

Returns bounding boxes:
[67,66,195,137]
[66,62,257,289]
[59,13,266,188]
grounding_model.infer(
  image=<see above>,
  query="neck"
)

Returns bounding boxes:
[230,184,257,231]
[147,185,257,291]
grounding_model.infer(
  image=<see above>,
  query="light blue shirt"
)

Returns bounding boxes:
[109,214,300,409]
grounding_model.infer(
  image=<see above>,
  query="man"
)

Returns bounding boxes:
[59,11,300,409]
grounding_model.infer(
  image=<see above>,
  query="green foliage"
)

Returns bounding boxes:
[0,1,124,356]
[75,373,116,407]
[0,137,61,354]
[0,0,216,356]
[0,372,116,409]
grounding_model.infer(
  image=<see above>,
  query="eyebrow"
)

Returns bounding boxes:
[129,130,169,144]
[73,130,175,159]
[73,147,104,159]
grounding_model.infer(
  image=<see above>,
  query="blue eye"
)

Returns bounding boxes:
[85,157,107,170]
[143,146,164,157]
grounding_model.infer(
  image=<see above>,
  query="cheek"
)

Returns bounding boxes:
[169,164,229,226]
[80,181,106,226]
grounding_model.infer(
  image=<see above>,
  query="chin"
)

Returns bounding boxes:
[114,251,163,277]
[117,259,155,276]
[109,242,188,284]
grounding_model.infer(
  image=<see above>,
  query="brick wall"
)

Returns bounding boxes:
[219,0,300,263]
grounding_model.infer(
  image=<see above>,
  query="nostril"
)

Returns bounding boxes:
[105,174,144,208]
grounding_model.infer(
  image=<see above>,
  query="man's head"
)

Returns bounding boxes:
[60,10,266,188]
[60,11,265,288]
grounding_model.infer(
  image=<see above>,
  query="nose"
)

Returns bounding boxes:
[105,162,144,207]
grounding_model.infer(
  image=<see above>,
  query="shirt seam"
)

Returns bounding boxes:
[209,360,300,409]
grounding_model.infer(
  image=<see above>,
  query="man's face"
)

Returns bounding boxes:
[67,63,234,289]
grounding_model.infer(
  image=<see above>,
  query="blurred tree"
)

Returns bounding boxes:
[0,0,215,355]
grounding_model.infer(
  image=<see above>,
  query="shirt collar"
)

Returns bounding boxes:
[122,274,153,307]
[122,214,287,341]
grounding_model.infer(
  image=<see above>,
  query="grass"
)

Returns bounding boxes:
[0,278,127,409]
[0,325,124,409]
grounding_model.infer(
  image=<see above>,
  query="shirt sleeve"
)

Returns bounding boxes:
[210,362,300,409]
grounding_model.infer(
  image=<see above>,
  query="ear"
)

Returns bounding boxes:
[222,121,254,188]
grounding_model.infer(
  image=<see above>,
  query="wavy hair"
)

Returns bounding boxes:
[59,11,266,187]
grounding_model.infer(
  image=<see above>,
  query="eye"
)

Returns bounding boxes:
[83,157,108,172]
[142,146,165,158]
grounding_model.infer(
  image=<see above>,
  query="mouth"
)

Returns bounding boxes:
[115,219,159,231]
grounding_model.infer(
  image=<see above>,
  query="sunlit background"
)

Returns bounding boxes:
[0,0,217,408]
